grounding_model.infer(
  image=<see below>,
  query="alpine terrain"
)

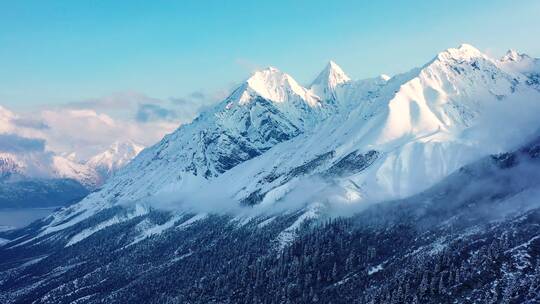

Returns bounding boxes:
[0,115,144,210]
[1,44,540,303]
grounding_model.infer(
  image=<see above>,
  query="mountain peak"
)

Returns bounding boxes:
[502,49,520,62]
[310,60,351,99]
[247,66,289,86]
[435,43,487,63]
[458,43,479,51]
[86,140,144,182]
[326,60,346,73]
[499,49,539,75]
[500,49,532,63]
[379,74,391,81]
[232,66,320,106]
[108,140,144,155]
[312,60,350,87]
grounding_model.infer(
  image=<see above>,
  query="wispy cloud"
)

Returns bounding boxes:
[11,117,49,130]
[235,58,261,73]
[0,133,45,153]
[0,87,229,161]
[135,103,178,123]
[60,92,160,112]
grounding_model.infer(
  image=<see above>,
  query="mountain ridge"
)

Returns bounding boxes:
[2,129,540,303]
[24,44,540,245]
[2,44,540,303]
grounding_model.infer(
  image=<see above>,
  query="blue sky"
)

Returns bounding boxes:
[1,0,539,109]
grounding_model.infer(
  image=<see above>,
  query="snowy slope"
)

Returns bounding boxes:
[35,44,540,239]
[0,143,142,190]
[50,155,100,189]
[0,106,99,188]
[206,44,540,209]
[0,153,25,179]
[0,154,90,209]
[81,67,332,201]
[30,66,346,237]
[310,60,351,102]
[0,152,57,181]
[0,151,101,190]
[3,135,540,304]
[86,140,144,184]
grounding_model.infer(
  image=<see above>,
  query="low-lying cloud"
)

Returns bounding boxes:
[135,143,540,224]
[11,117,49,130]
[132,174,375,219]
[0,133,45,153]
[135,103,178,123]
[0,88,227,161]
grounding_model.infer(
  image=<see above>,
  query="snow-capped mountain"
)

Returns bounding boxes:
[213,43,540,208]
[38,44,540,233]
[2,44,540,303]
[0,106,96,189]
[84,66,334,204]
[0,143,141,194]
[3,120,540,304]
[0,152,55,181]
[0,152,90,209]
[0,154,24,179]
[0,141,143,209]
[310,60,351,102]
[86,140,144,184]
[50,155,100,189]
[0,150,98,189]
[0,109,143,208]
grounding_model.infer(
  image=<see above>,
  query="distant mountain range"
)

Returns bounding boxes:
[1,44,540,303]
[0,140,143,209]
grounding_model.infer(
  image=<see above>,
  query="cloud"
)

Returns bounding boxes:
[189,91,206,100]
[0,86,230,162]
[61,92,160,112]
[0,133,45,153]
[37,108,177,160]
[135,103,178,123]
[11,117,49,130]
[136,173,349,218]
[235,58,261,73]
[58,89,223,126]
[169,89,228,122]
[462,90,540,154]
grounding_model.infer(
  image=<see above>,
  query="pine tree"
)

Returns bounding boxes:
[502,277,516,304]
[346,252,355,272]
[332,263,338,282]
[430,274,438,295]
[438,273,445,294]
[419,272,429,297]
[455,268,462,285]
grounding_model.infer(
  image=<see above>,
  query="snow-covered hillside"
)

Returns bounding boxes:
[88,66,334,202]
[3,128,540,304]
[0,105,145,191]
[0,154,24,179]
[86,141,144,184]
[50,155,100,189]
[3,44,540,303]
[211,44,540,209]
[0,141,143,209]
[55,140,144,188]
[0,150,99,190]
[27,44,540,242]
[310,60,351,102]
